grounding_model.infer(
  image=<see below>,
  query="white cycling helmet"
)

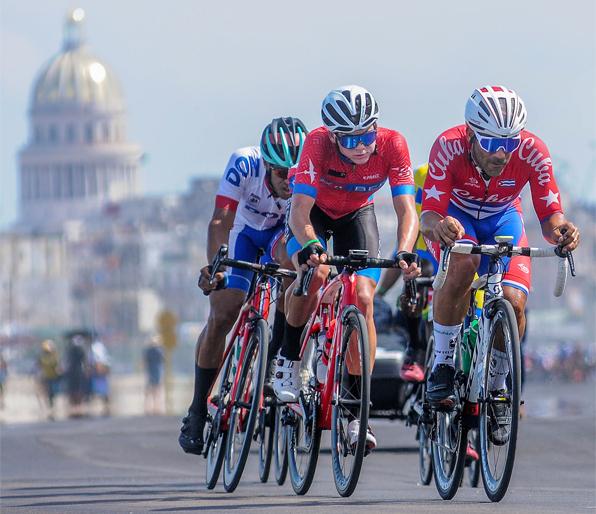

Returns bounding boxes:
[321,85,379,133]
[465,85,527,138]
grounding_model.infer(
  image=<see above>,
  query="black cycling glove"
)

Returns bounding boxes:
[297,243,325,266]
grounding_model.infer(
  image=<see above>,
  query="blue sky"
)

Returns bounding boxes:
[1,0,594,228]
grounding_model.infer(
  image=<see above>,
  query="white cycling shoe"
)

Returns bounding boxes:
[347,419,377,453]
[273,357,300,403]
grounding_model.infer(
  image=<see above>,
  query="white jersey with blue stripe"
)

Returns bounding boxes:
[216,146,286,231]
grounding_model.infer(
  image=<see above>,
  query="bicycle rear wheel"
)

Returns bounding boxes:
[431,407,467,499]
[222,318,268,492]
[479,299,521,502]
[331,305,370,497]
[205,351,233,489]
[418,333,434,486]
[257,400,274,483]
[273,404,289,485]
[288,326,321,495]
[467,428,480,488]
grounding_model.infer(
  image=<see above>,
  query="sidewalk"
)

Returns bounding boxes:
[0,373,194,424]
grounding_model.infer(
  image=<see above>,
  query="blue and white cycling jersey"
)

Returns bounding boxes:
[215,146,286,292]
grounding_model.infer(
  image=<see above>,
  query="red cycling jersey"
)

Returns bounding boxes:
[421,124,563,222]
[292,126,415,219]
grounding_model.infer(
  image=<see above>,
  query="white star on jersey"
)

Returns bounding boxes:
[297,159,317,184]
[424,185,445,201]
[540,189,559,207]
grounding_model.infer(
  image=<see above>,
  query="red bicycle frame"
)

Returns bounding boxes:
[290,269,361,430]
[206,278,273,429]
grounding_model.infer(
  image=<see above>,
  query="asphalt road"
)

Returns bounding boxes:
[1,380,595,513]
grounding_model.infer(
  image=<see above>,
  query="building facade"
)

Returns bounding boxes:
[18,8,142,231]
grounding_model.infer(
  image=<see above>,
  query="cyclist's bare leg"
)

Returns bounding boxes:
[284,253,329,328]
[269,241,294,359]
[345,276,376,374]
[196,288,245,367]
[432,253,479,326]
[493,286,527,351]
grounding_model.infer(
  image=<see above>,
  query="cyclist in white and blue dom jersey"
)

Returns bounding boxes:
[179,117,308,455]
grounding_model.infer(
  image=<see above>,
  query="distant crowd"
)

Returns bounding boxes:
[0,330,166,421]
[524,342,595,384]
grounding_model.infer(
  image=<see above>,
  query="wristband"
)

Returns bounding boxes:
[301,238,321,250]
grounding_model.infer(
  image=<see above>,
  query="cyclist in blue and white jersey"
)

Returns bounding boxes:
[179,117,308,455]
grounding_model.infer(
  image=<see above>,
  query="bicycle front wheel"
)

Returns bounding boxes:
[222,318,268,492]
[479,299,521,502]
[331,305,370,497]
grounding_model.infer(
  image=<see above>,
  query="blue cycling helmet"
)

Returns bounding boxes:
[260,117,308,168]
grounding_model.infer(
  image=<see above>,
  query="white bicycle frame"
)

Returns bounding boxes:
[433,236,572,404]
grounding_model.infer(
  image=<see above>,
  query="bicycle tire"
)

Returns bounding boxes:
[205,351,233,490]
[288,326,321,495]
[479,299,521,502]
[273,405,289,485]
[257,404,274,483]
[331,305,370,497]
[430,320,466,500]
[432,409,467,499]
[467,428,480,488]
[222,318,268,492]
[418,333,434,486]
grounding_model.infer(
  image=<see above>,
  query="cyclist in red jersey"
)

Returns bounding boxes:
[420,86,580,442]
[273,85,420,451]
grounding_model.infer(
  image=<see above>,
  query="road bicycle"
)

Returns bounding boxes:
[427,235,575,501]
[202,244,296,492]
[284,249,408,497]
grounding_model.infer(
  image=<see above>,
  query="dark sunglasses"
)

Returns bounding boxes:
[267,164,289,178]
[336,130,377,149]
[476,135,521,154]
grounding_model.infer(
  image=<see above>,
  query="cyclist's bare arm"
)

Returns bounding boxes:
[540,212,580,253]
[289,193,327,266]
[377,267,401,296]
[392,195,420,280]
[198,206,236,292]
[420,211,465,247]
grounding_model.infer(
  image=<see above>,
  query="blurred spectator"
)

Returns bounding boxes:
[65,334,88,418]
[144,335,165,415]
[87,338,111,417]
[0,352,7,410]
[36,340,62,420]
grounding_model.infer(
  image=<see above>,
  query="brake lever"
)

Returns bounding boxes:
[293,267,314,297]
[203,244,228,296]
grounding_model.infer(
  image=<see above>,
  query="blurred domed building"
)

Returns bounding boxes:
[18,8,142,229]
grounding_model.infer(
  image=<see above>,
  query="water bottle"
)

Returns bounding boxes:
[316,320,335,384]
[231,341,242,378]
[461,319,479,374]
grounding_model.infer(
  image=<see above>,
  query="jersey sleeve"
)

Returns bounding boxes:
[520,136,564,221]
[215,149,254,210]
[292,130,324,199]
[386,132,415,197]
[420,136,454,217]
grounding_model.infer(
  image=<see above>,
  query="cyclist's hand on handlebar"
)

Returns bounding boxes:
[297,242,327,270]
[434,216,465,247]
[395,251,421,281]
[554,222,580,253]
[197,265,227,293]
